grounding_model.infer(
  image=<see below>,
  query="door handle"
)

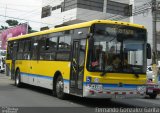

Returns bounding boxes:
[30,66,32,69]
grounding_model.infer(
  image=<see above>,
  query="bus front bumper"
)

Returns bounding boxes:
[83,85,146,99]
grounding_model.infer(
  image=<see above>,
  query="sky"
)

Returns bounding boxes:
[0,0,42,31]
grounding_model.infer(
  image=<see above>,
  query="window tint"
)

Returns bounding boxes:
[56,31,72,61]
[38,35,58,60]
[56,52,70,61]
[6,41,13,60]
[46,37,57,51]
[24,40,31,52]
[17,40,24,60]
[12,41,18,60]
[18,40,24,52]
[31,37,39,60]
[17,53,23,60]
[24,39,31,60]
[45,52,56,60]
[58,35,71,51]
[7,30,74,61]
[39,36,46,52]
[73,28,89,39]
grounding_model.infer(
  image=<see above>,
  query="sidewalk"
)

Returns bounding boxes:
[0,73,14,86]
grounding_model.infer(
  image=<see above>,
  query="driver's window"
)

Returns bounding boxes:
[105,42,121,70]
[124,41,144,66]
[92,40,121,72]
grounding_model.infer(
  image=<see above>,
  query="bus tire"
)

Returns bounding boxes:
[149,93,157,99]
[15,69,22,87]
[55,75,66,99]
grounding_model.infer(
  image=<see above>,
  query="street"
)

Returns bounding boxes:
[0,73,160,113]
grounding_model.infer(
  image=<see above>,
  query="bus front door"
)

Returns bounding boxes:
[70,39,86,95]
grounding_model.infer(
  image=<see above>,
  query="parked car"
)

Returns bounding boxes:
[146,66,154,80]
[0,50,6,73]
[0,56,5,73]
[146,66,160,99]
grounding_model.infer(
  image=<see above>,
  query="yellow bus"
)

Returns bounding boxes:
[6,20,151,99]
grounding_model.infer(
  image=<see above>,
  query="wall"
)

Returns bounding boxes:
[132,0,153,64]
[41,0,131,28]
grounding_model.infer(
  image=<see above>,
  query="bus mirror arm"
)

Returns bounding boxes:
[147,43,151,59]
[86,33,93,38]
[100,70,107,76]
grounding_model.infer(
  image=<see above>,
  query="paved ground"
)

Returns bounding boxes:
[0,73,160,113]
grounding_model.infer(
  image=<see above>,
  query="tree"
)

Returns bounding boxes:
[0,19,37,33]
[0,26,8,30]
[6,20,19,26]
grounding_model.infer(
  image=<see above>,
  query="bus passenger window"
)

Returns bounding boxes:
[24,40,31,60]
[45,37,57,60]
[46,37,57,51]
[17,40,25,60]
[58,36,71,51]
[31,37,38,60]
[7,42,13,60]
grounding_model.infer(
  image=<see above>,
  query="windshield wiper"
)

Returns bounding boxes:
[132,69,139,78]
[101,69,139,77]
[101,70,108,76]
[134,73,139,78]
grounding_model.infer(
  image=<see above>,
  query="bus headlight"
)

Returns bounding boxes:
[152,74,155,78]
[152,79,155,82]
[137,86,146,92]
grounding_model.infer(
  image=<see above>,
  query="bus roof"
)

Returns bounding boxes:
[8,20,146,41]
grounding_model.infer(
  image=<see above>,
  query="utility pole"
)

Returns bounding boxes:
[4,4,7,26]
[152,0,157,64]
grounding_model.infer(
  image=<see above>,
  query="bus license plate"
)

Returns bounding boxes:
[147,89,153,93]
[115,95,125,99]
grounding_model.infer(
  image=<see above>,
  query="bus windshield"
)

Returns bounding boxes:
[88,24,147,74]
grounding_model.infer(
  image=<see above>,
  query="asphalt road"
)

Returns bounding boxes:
[0,73,160,113]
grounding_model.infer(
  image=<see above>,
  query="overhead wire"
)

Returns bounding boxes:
[0,2,41,8]
[0,14,53,25]
[0,0,155,30]
[47,0,154,28]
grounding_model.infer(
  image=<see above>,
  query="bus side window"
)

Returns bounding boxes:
[45,37,57,60]
[38,36,46,60]
[56,34,71,61]
[24,39,31,60]
[12,41,18,60]
[31,37,39,60]
[38,34,58,61]
[7,42,13,60]
[17,40,25,60]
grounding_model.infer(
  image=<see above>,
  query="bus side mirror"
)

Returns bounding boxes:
[147,43,151,59]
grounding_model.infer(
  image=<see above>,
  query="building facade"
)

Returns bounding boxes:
[41,0,131,29]
[41,0,160,64]
[131,0,160,64]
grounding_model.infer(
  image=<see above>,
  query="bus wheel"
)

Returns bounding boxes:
[149,93,157,99]
[15,69,22,87]
[56,76,66,99]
